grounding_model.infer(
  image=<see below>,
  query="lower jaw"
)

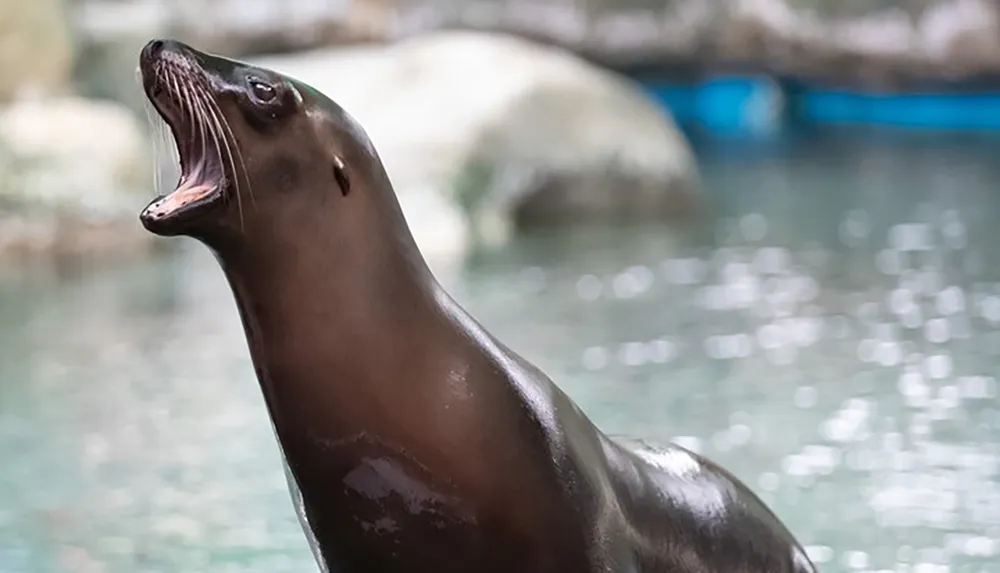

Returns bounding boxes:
[139,186,222,236]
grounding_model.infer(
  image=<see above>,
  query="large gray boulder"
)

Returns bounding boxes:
[253,31,700,258]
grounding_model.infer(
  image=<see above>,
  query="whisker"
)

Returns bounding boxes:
[145,68,178,197]
[167,73,185,149]
[199,84,255,211]
[183,79,208,183]
[162,70,181,178]
[192,86,235,195]
[143,64,257,233]
[205,84,256,201]
[141,93,162,196]
[193,84,245,231]
[178,78,201,183]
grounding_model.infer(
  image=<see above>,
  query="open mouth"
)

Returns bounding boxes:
[139,49,232,233]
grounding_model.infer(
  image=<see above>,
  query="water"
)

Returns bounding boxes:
[2,131,1000,572]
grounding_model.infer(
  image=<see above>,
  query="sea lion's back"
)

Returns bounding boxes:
[606,436,817,573]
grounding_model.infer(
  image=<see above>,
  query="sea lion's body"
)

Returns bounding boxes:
[137,39,817,573]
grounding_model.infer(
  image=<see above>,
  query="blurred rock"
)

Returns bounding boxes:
[0,96,158,265]
[714,0,1000,86]
[70,0,172,114]
[253,31,699,252]
[0,0,74,103]
[73,0,369,62]
[919,0,1000,77]
[70,0,1000,89]
[75,35,163,117]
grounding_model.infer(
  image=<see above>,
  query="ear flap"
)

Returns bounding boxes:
[333,155,350,196]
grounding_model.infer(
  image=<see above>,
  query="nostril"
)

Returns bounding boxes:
[142,39,165,61]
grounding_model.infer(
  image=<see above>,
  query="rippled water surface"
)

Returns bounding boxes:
[2,132,1000,572]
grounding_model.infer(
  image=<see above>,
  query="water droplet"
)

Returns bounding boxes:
[935,286,965,315]
[962,535,995,556]
[981,295,1000,324]
[646,339,676,364]
[782,454,810,476]
[938,385,960,409]
[576,275,602,301]
[804,545,834,564]
[876,249,902,275]
[924,318,950,344]
[925,354,953,380]
[757,322,783,350]
[889,223,933,251]
[889,288,916,316]
[754,247,790,275]
[612,271,645,299]
[729,424,752,446]
[581,346,608,371]
[661,258,706,285]
[794,386,818,408]
[618,342,648,366]
[766,345,797,366]
[843,550,870,569]
[959,376,996,399]
[699,285,728,311]
[840,209,870,246]
[899,369,928,400]
[943,219,967,249]
[901,306,923,329]
[758,472,780,492]
[740,213,767,241]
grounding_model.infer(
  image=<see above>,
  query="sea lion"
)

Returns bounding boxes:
[137,38,818,573]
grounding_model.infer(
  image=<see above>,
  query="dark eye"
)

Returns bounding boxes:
[249,79,276,103]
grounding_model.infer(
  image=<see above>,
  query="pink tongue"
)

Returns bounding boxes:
[145,178,217,218]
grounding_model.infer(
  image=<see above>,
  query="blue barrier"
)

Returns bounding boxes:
[640,75,1000,134]
[644,76,783,136]
[793,88,1000,131]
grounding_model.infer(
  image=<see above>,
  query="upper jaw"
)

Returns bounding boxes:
[138,47,227,236]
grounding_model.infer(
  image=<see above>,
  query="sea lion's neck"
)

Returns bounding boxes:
[209,201,447,435]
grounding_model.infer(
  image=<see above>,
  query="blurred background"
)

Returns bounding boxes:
[3,0,1000,571]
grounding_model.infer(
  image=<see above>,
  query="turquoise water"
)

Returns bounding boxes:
[2,132,1000,572]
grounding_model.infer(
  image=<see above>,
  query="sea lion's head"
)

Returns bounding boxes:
[137,39,367,242]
